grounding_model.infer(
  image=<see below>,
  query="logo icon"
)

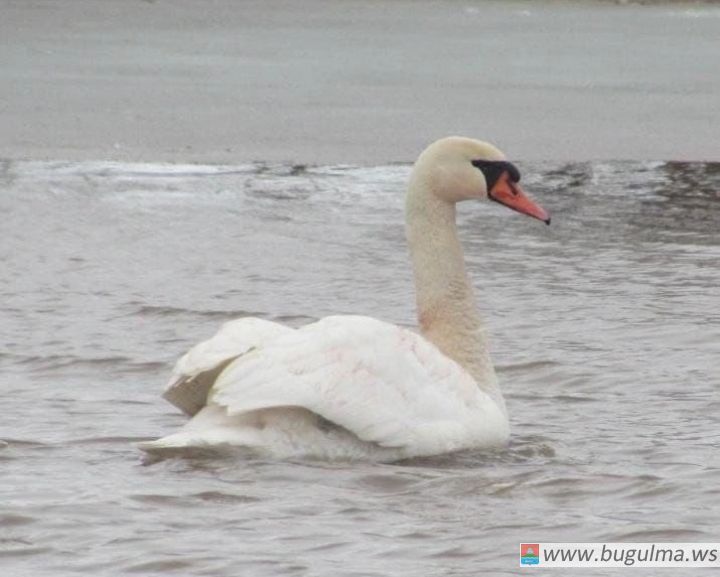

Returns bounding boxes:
[520,544,540,565]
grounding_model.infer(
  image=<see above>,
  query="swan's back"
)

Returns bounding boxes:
[141,316,508,460]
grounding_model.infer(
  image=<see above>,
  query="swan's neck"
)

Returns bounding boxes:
[405,180,501,404]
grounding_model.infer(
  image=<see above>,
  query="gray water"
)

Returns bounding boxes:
[3,0,720,163]
[1,159,719,575]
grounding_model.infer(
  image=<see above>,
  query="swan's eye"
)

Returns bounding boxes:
[471,159,522,190]
[506,163,521,183]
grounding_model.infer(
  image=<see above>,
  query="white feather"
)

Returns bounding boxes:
[162,317,292,415]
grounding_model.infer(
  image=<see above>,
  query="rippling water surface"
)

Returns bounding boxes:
[1,159,718,575]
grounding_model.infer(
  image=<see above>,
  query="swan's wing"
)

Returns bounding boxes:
[163,317,293,416]
[211,315,508,455]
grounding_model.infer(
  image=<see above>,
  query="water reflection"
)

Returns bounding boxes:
[636,162,720,242]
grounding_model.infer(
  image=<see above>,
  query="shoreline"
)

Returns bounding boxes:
[2,0,719,164]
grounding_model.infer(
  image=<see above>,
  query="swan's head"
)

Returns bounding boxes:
[411,136,550,224]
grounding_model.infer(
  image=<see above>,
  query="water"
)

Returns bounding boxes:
[1,159,719,575]
[3,1,720,163]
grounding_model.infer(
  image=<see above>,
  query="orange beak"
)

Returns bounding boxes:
[488,172,551,225]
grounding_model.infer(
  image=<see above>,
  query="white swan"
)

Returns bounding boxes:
[139,136,550,461]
